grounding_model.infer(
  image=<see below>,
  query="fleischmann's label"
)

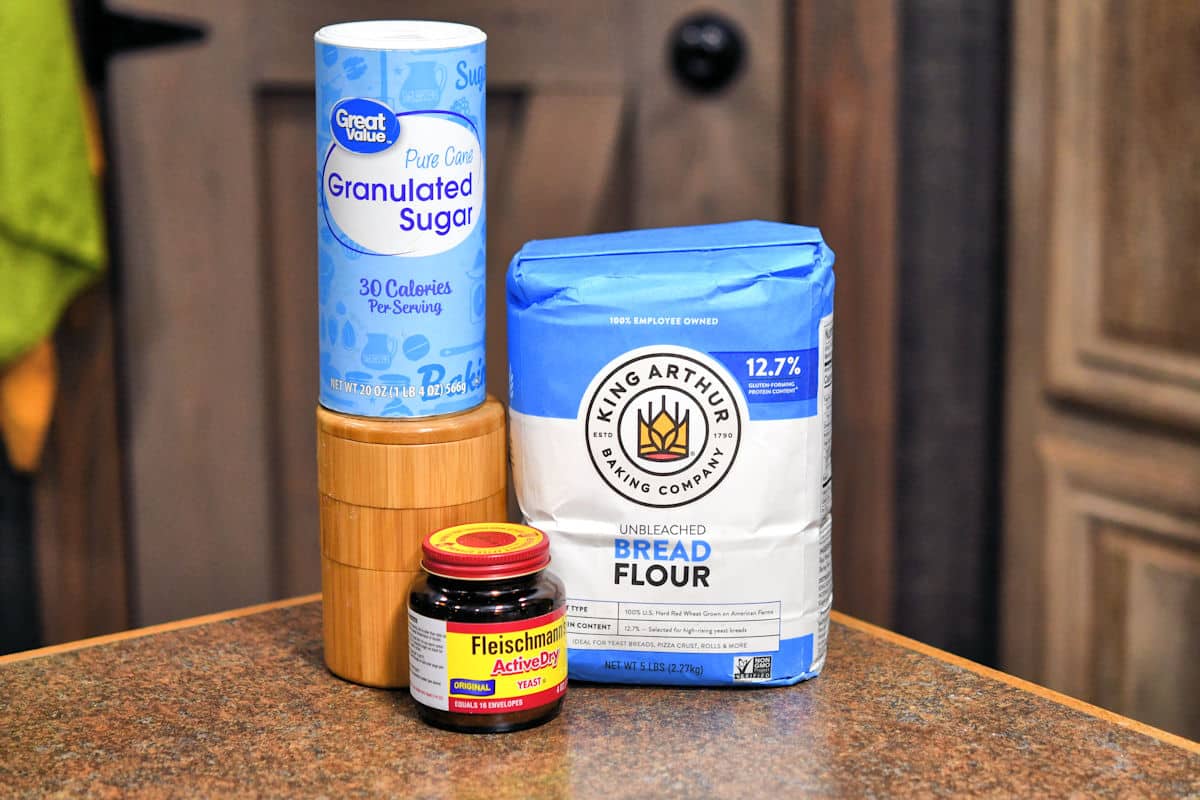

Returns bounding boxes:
[409,608,567,714]
[506,221,836,687]
[316,37,486,417]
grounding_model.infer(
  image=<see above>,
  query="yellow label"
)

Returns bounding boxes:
[441,608,567,714]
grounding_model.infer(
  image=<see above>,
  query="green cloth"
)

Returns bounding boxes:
[0,0,105,365]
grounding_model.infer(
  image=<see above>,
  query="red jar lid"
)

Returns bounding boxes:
[421,522,550,580]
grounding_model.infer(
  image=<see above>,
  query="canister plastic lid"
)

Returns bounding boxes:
[315,21,486,50]
[421,523,550,580]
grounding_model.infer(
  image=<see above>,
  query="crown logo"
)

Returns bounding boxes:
[638,396,689,462]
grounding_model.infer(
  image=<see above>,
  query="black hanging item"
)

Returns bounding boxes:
[78,1,207,83]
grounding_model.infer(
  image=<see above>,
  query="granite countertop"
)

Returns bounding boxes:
[1,598,1196,798]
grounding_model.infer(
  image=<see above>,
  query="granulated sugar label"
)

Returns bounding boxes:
[508,221,835,686]
[315,22,487,417]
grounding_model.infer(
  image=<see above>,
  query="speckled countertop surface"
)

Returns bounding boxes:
[1,599,1196,798]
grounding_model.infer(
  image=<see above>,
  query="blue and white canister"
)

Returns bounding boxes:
[315,21,487,417]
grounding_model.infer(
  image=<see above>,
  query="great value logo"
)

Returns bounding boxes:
[323,108,482,257]
[330,97,400,154]
[583,349,742,508]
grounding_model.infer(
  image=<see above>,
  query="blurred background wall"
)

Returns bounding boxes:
[0,0,1195,740]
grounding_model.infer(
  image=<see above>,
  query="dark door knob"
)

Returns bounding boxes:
[669,13,745,95]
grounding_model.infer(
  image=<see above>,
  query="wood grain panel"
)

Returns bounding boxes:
[1045,0,1200,429]
[258,91,319,598]
[1040,432,1200,739]
[1122,538,1200,739]
[795,0,898,626]
[1091,526,1200,739]
[481,91,522,422]
[1098,0,1200,355]
[1006,0,1200,719]
[33,290,129,643]
[251,0,631,90]
[633,0,784,227]
[487,90,624,403]
[1092,534,1128,717]
[1002,0,1054,683]
[108,1,273,624]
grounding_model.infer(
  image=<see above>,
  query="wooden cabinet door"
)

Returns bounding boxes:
[105,0,790,625]
[1005,0,1200,738]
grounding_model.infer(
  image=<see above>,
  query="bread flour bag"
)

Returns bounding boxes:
[507,220,834,686]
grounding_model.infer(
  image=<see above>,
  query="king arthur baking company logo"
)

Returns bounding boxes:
[584,349,742,508]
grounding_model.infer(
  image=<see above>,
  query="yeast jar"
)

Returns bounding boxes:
[408,523,567,733]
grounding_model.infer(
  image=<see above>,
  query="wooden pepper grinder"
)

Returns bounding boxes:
[316,398,506,687]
